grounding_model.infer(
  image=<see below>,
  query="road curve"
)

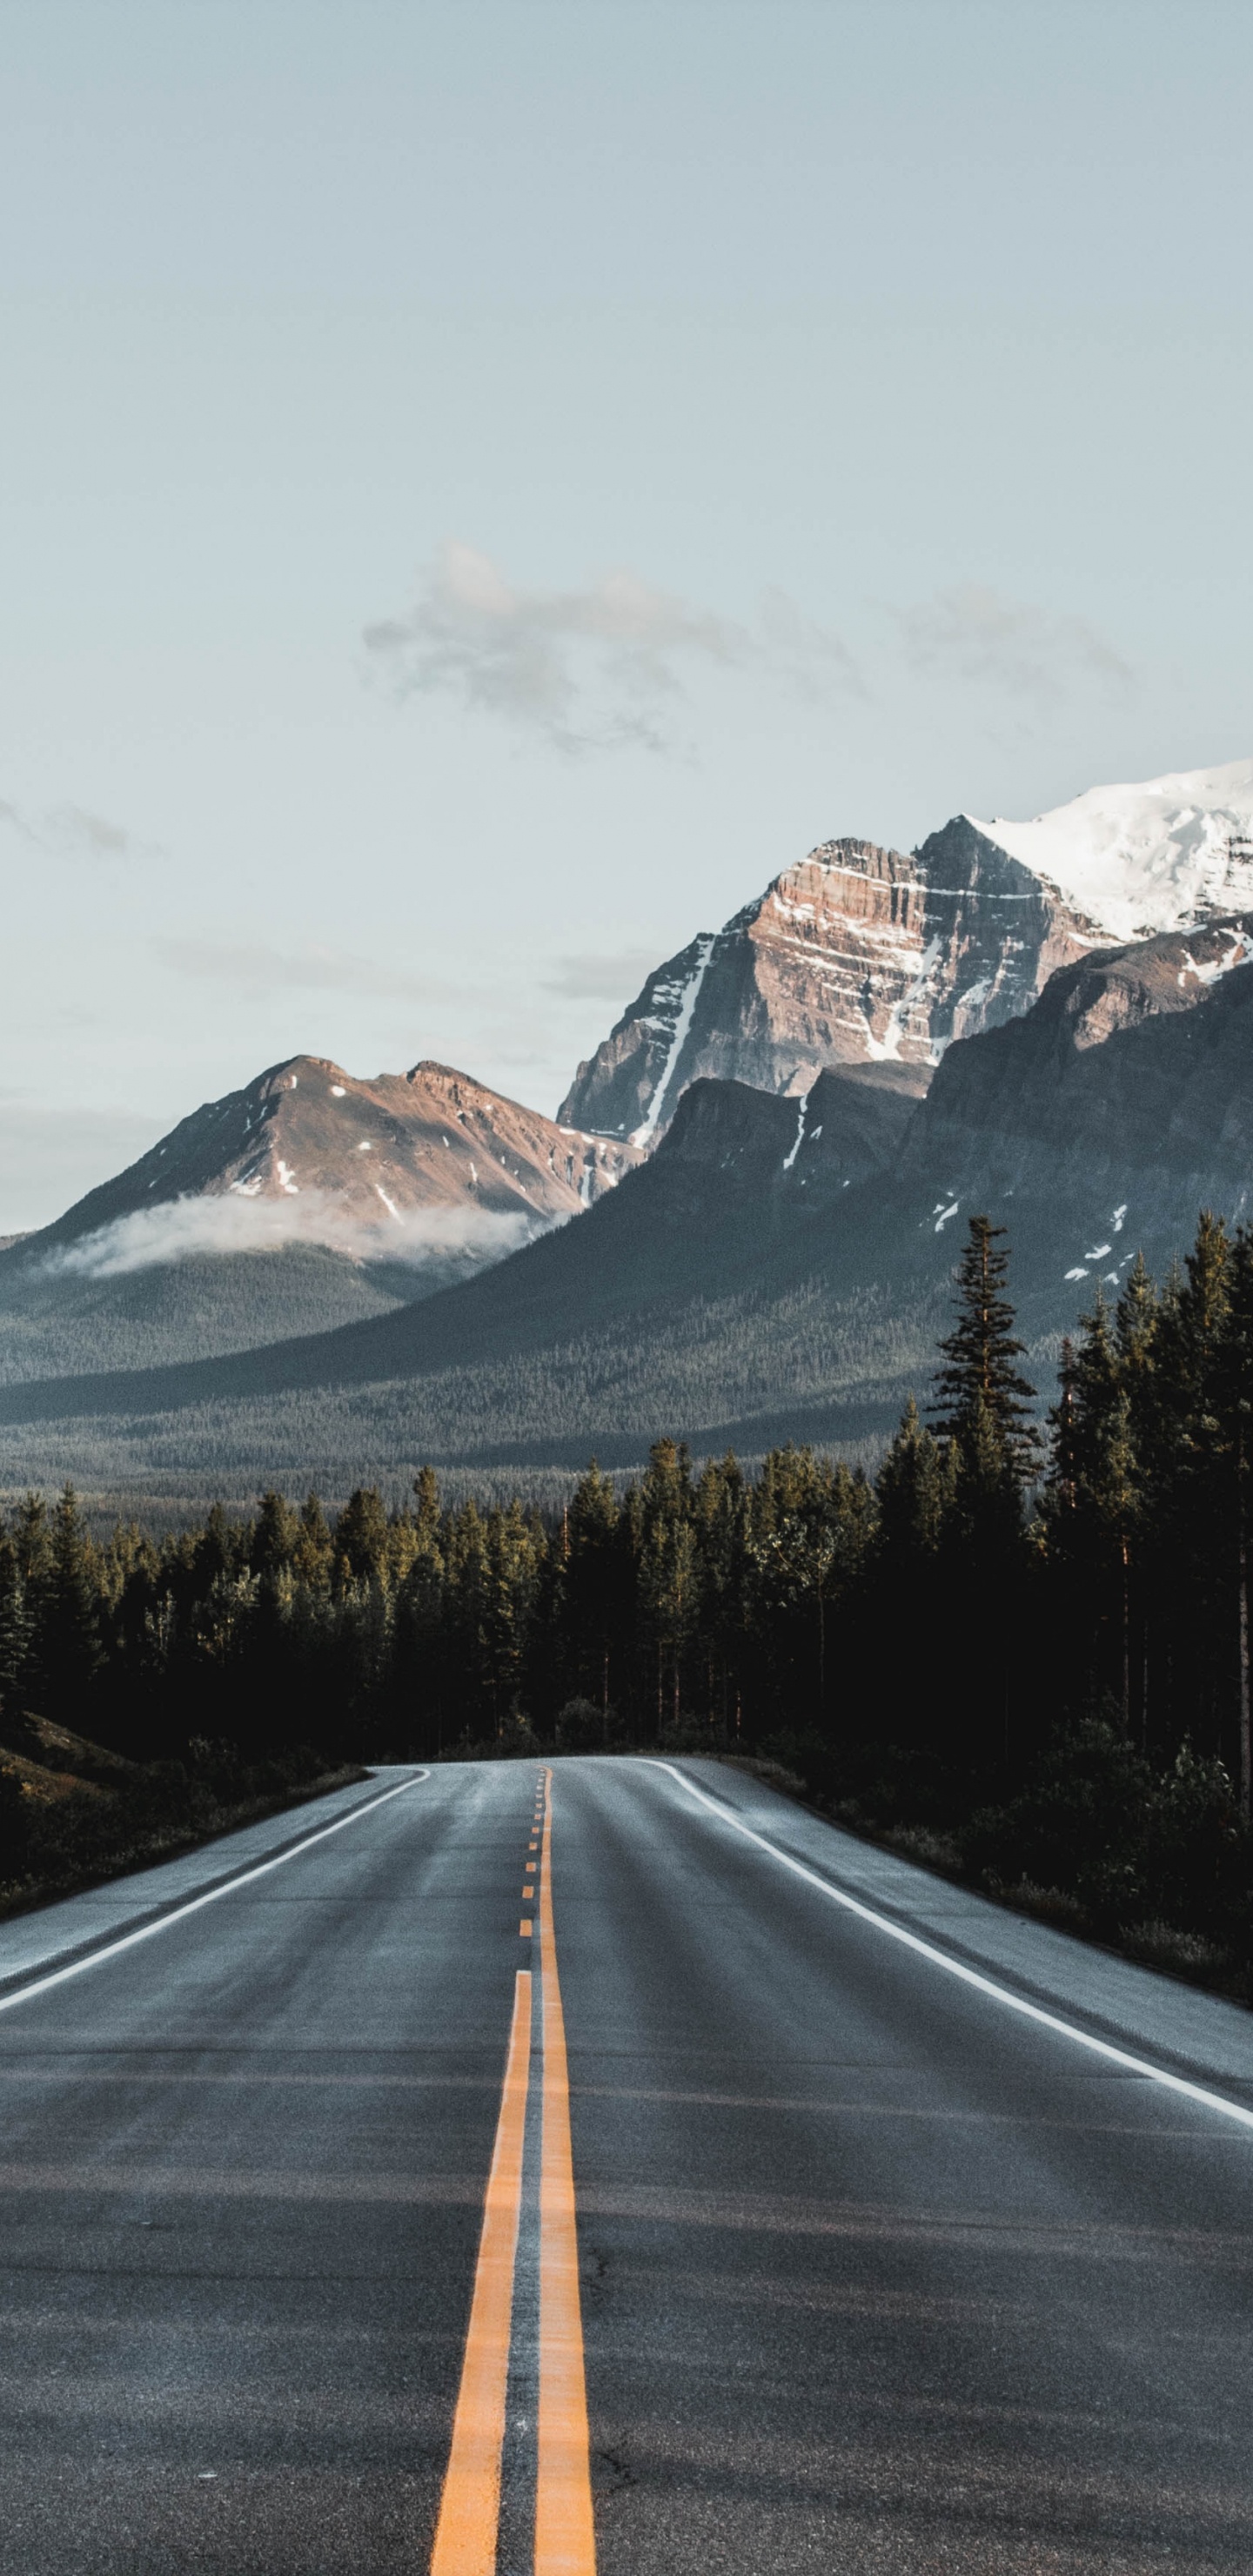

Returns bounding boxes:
[1,1755,1252,2572]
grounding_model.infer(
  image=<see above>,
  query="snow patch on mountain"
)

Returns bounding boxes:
[631,933,716,1146]
[970,759,1253,943]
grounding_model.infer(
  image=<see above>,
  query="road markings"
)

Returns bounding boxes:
[430,1970,533,2576]
[0,1771,430,2020]
[536,1768,597,2576]
[436,1774,595,2573]
[651,1762,1253,2137]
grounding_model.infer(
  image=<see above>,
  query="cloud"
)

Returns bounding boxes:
[897,584,1134,705]
[0,799,159,860]
[155,938,451,1005]
[363,540,858,754]
[540,947,664,1001]
[756,587,863,701]
[36,1191,534,1280]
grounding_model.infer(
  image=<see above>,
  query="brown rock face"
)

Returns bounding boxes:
[39,1057,641,1256]
[559,817,1100,1140]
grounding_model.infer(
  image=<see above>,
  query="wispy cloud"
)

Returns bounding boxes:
[0,799,160,861]
[155,939,450,1006]
[897,584,1134,706]
[363,540,859,755]
[37,1191,533,1279]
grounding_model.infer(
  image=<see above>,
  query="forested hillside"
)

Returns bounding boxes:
[4,1212,1253,1985]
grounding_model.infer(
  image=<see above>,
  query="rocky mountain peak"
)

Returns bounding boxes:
[559,762,1253,1145]
[559,822,1098,1139]
[30,1055,642,1267]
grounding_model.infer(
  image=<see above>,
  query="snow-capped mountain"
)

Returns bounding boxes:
[560,761,1253,1142]
[971,759,1253,944]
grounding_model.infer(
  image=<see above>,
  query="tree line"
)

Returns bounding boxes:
[4,1212,1253,1972]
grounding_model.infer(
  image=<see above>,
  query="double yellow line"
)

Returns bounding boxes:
[430,1769,596,2576]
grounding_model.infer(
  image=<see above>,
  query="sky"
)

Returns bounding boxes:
[2,0,1251,1228]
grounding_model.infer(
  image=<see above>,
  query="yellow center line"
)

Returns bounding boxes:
[536,1767,597,2575]
[429,1969,533,2576]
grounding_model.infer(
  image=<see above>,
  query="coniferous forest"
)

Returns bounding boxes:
[4,1212,1253,1989]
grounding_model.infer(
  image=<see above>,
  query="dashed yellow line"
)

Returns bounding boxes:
[429,1969,533,2576]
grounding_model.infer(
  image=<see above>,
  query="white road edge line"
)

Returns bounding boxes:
[0,1771,430,2019]
[648,1761,1253,2136]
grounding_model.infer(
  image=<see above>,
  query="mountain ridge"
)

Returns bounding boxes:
[559,758,1253,1144]
[1,901,1250,1499]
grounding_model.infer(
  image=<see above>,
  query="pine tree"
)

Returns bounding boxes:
[251,1490,299,1577]
[930,1218,1040,1480]
[36,1486,102,1723]
[1143,1216,1233,1761]
[334,1488,390,1591]
[558,1462,627,1731]
[875,1398,954,1560]
[0,1525,33,1735]
[1043,1294,1142,1731]
[638,1441,696,1736]
[292,1493,334,1592]
[1211,1225,1253,1809]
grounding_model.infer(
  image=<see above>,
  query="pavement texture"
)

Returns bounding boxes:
[1,1754,1252,2572]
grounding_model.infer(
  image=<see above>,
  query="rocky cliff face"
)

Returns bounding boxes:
[559,820,1101,1139]
[559,761,1253,1145]
[899,919,1253,1273]
[31,1057,641,1261]
[657,1061,924,1207]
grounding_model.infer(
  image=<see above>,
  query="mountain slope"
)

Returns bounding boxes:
[559,826,1096,1137]
[0,1057,640,1381]
[559,760,1253,1142]
[1,912,1250,1506]
[901,916,1253,1286]
[34,1053,637,1254]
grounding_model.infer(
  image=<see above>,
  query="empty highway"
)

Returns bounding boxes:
[1,1755,1251,2573]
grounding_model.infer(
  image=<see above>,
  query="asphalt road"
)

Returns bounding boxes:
[2,1755,1253,2573]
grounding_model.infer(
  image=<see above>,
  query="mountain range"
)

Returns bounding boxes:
[3,758,1252,1506]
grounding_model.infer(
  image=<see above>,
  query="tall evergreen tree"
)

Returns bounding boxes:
[35,1486,102,1724]
[930,1218,1040,1479]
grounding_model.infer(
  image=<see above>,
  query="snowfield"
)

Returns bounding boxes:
[970,758,1253,943]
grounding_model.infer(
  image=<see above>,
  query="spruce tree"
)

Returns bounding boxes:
[1211,1225,1253,1808]
[334,1488,390,1591]
[37,1486,103,1724]
[251,1490,299,1578]
[1044,1294,1142,1732]
[930,1218,1040,1481]
[293,1493,334,1592]
[875,1398,954,1561]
